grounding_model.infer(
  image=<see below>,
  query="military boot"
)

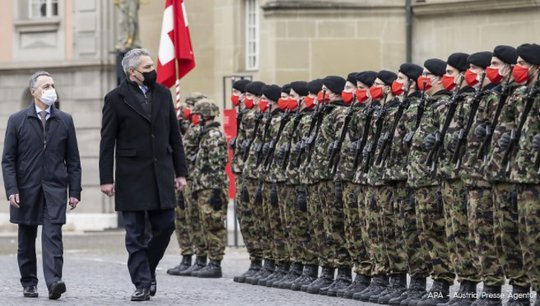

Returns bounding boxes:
[470,285,502,306]
[353,274,389,301]
[246,259,274,285]
[379,273,408,304]
[194,260,222,278]
[369,275,395,303]
[437,280,477,306]
[506,285,531,306]
[417,279,451,306]
[275,262,303,289]
[262,262,289,287]
[323,266,352,296]
[177,255,206,276]
[293,265,318,291]
[166,255,192,275]
[339,274,371,299]
[390,276,425,306]
[233,259,262,283]
[306,266,335,294]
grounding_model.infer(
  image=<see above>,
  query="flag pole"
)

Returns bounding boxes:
[173,0,182,119]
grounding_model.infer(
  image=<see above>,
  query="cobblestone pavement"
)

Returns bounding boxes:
[0,231,533,305]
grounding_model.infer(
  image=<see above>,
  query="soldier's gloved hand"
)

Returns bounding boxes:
[270,184,279,208]
[294,143,302,156]
[423,133,437,151]
[349,140,359,154]
[498,132,511,151]
[474,123,487,141]
[362,145,370,157]
[177,192,186,209]
[210,189,223,211]
[377,135,386,149]
[296,189,307,212]
[241,185,250,203]
[448,133,459,153]
[262,143,271,157]
[276,148,287,161]
[229,137,237,150]
[254,184,263,205]
[335,181,343,204]
[532,133,540,152]
[191,190,199,201]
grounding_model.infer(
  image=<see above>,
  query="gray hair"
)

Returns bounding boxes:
[121,48,151,76]
[29,71,51,90]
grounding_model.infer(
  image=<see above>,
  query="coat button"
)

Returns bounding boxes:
[154,158,157,162]
[151,134,155,138]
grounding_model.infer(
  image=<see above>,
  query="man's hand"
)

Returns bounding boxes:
[100,184,115,197]
[175,177,187,191]
[9,194,20,208]
[69,197,79,210]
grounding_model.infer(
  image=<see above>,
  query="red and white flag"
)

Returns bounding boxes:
[156,0,196,88]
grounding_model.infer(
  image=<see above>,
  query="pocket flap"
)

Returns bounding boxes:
[117,149,137,157]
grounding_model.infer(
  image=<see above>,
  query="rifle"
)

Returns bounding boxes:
[451,72,487,169]
[362,98,387,173]
[502,75,540,173]
[476,75,513,161]
[328,99,356,174]
[264,110,291,171]
[352,103,375,169]
[375,80,411,166]
[294,101,321,167]
[426,74,464,174]
[242,111,263,162]
[403,80,428,146]
[281,106,303,170]
[255,110,273,166]
[305,91,328,163]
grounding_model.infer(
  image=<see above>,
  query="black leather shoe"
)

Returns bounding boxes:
[149,280,157,297]
[48,280,66,300]
[131,288,150,301]
[23,285,38,298]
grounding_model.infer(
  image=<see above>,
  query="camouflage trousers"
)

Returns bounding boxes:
[365,186,388,275]
[516,184,540,291]
[468,185,504,286]
[197,189,227,261]
[282,184,311,264]
[416,185,454,283]
[318,180,351,268]
[343,181,372,276]
[173,198,193,256]
[186,180,206,256]
[306,183,326,266]
[493,182,528,288]
[442,179,479,283]
[382,181,409,275]
[243,178,266,260]
[263,182,289,263]
[235,176,263,261]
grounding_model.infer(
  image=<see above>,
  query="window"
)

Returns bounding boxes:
[29,0,58,18]
[245,0,259,71]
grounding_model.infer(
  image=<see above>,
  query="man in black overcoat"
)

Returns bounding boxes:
[99,48,188,301]
[2,71,82,300]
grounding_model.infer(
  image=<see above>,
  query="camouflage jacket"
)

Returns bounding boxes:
[231,108,257,174]
[352,101,380,185]
[261,110,286,183]
[277,108,311,185]
[334,104,366,182]
[297,108,319,185]
[192,122,229,191]
[242,109,268,180]
[183,124,202,179]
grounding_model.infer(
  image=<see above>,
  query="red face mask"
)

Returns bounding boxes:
[465,69,480,87]
[417,76,432,91]
[486,67,503,84]
[356,88,369,103]
[258,99,269,112]
[277,98,289,111]
[441,74,457,91]
[391,81,405,96]
[317,91,329,104]
[244,97,255,109]
[341,91,354,104]
[191,114,200,125]
[183,107,191,119]
[231,94,240,107]
[512,64,529,84]
[288,98,298,111]
[304,96,316,109]
[369,86,383,101]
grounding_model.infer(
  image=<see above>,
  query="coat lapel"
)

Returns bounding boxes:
[151,87,162,123]
[119,81,151,122]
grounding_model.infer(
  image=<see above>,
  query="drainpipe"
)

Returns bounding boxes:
[405,0,412,63]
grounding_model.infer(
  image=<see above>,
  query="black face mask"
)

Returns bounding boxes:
[137,69,157,87]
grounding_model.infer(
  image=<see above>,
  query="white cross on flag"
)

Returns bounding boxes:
[156,0,196,88]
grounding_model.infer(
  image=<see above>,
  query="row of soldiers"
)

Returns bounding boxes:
[228,43,540,306]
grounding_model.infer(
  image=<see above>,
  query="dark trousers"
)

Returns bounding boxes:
[18,215,63,288]
[123,209,175,289]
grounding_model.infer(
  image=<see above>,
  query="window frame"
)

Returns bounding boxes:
[28,0,59,19]
[245,0,259,71]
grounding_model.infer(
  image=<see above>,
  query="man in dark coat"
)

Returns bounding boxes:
[2,71,82,300]
[99,48,188,302]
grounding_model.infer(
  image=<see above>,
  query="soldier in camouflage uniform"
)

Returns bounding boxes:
[335,71,377,299]
[496,43,540,306]
[353,70,396,302]
[190,99,229,278]
[167,94,206,276]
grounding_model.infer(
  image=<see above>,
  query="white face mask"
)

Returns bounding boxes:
[40,89,57,106]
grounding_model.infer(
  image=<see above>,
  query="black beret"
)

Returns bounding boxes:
[517,43,540,66]
[399,63,424,81]
[377,70,397,86]
[290,81,309,96]
[281,83,291,94]
[307,79,323,94]
[424,58,447,77]
[347,72,358,85]
[493,45,518,65]
[246,81,266,96]
[355,71,377,87]
[447,52,469,72]
[232,79,251,93]
[322,75,346,94]
[262,84,282,102]
[467,51,493,69]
